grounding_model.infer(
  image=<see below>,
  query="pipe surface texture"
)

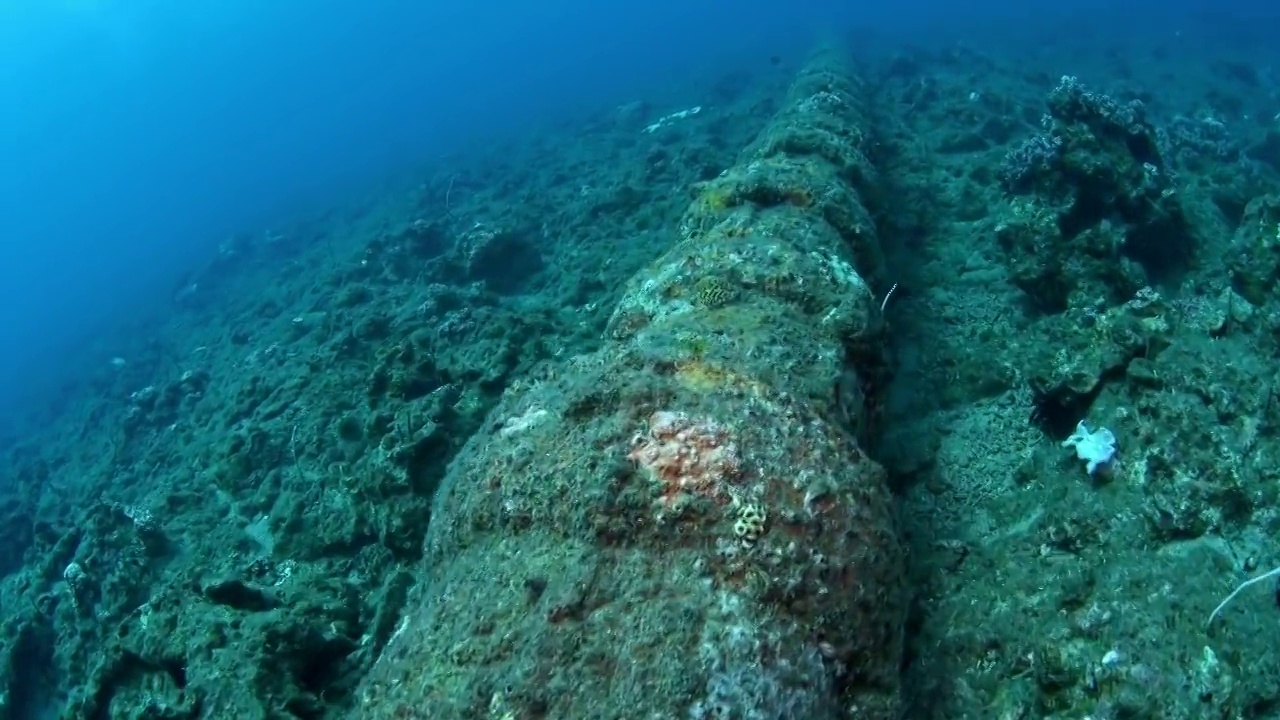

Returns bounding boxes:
[355,46,905,719]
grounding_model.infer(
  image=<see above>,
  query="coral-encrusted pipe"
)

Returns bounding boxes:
[355,45,904,720]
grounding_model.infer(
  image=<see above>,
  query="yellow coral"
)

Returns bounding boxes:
[674,360,764,396]
[694,277,733,308]
[733,502,768,542]
[701,187,734,212]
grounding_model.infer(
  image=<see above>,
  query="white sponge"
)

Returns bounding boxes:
[1062,420,1117,476]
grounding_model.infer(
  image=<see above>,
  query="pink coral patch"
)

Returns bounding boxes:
[628,410,742,505]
